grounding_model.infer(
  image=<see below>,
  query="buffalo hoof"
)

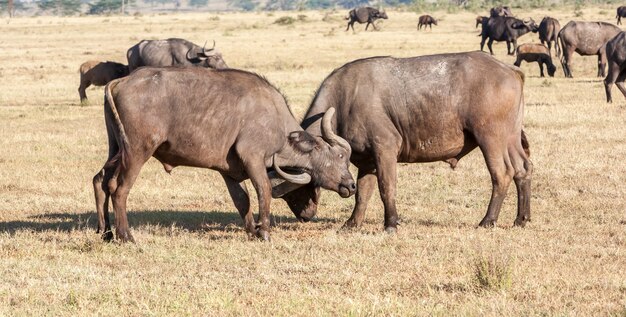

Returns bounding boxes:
[256,229,271,242]
[101,230,114,242]
[341,219,360,230]
[384,226,397,234]
[478,219,497,228]
[116,230,135,243]
[514,216,530,227]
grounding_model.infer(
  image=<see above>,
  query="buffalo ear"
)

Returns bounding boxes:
[288,131,317,153]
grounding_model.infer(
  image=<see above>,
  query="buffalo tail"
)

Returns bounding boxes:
[521,129,530,157]
[104,80,130,170]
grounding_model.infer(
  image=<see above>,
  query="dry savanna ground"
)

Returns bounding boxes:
[1,6,625,316]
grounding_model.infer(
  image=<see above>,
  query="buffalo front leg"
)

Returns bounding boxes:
[487,38,495,55]
[222,175,255,238]
[539,62,545,77]
[604,62,620,103]
[343,168,377,229]
[598,53,608,77]
[78,81,90,103]
[562,48,574,78]
[480,36,487,52]
[244,160,273,241]
[110,160,143,243]
[375,150,400,233]
[613,70,626,102]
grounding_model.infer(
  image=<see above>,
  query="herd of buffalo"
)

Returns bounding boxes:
[82,6,625,242]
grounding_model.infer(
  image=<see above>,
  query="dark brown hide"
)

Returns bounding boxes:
[92,67,355,242]
[78,60,128,103]
[514,44,557,77]
[345,7,388,32]
[480,16,539,55]
[603,32,626,103]
[490,6,513,17]
[418,15,437,30]
[538,17,561,57]
[558,21,621,78]
[126,38,228,72]
[283,52,532,231]
[617,6,626,25]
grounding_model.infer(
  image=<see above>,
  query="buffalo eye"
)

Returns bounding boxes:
[339,154,344,158]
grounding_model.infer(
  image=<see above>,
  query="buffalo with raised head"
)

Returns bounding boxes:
[480,16,539,55]
[603,32,626,103]
[345,7,388,32]
[281,52,533,231]
[538,16,561,57]
[617,6,626,25]
[558,21,621,78]
[92,67,356,242]
[78,60,128,103]
[418,15,437,30]
[514,43,556,77]
[126,38,228,72]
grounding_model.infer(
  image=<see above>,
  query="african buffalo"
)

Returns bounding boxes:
[418,15,437,30]
[92,67,356,242]
[490,5,513,17]
[476,16,487,28]
[514,43,556,77]
[603,32,626,103]
[480,16,539,55]
[558,21,621,78]
[126,38,227,72]
[538,16,561,57]
[282,52,532,231]
[345,7,388,32]
[78,60,128,103]
[617,6,626,25]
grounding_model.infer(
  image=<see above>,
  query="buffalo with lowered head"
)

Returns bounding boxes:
[558,21,621,78]
[78,60,128,103]
[345,7,388,32]
[538,16,561,57]
[515,43,556,77]
[480,16,539,55]
[418,14,437,30]
[93,67,356,242]
[603,32,626,103]
[126,38,227,72]
[281,52,533,231]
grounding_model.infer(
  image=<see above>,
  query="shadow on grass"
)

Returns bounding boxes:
[0,210,334,235]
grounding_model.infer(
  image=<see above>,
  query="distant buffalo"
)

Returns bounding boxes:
[78,60,128,103]
[126,38,228,72]
[490,6,513,17]
[538,17,561,57]
[476,16,487,28]
[345,7,388,32]
[418,15,437,30]
[558,21,621,77]
[603,32,626,102]
[616,6,626,25]
[480,17,539,55]
[514,44,556,77]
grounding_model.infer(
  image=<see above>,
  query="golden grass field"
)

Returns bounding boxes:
[1,6,625,316]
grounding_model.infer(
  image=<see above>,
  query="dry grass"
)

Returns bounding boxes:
[1,7,626,316]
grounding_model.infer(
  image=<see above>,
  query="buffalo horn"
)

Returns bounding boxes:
[321,107,351,151]
[273,155,311,185]
[268,170,305,198]
[201,40,217,57]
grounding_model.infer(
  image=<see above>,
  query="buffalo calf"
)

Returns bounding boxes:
[78,60,128,103]
[418,15,437,30]
[514,44,556,77]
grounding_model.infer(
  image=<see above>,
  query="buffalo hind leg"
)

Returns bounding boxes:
[78,80,90,103]
[562,47,575,78]
[612,69,626,102]
[222,175,256,238]
[110,157,146,242]
[604,62,621,103]
[343,168,377,229]
[478,142,515,227]
[539,62,545,77]
[487,38,495,55]
[598,52,608,77]
[510,135,533,227]
[93,164,118,241]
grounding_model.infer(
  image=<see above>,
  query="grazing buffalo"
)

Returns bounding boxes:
[78,60,128,103]
[514,44,556,77]
[281,52,532,231]
[538,16,561,57]
[126,38,227,72]
[490,5,513,17]
[617,6,626,25]
[603,32,626,103]
[93,67,356,242]
[558,21,621,78]
[345,7,388,32]
[480,16,539,55]
[418,15,437,30]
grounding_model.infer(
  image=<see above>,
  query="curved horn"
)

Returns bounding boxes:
[186,47,196,61]
[273,155,311,185]
[202,40,217,56]
[321,107,350,151]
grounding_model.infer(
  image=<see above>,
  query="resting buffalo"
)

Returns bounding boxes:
[514,44,556,77]
[78,60,128,103]
[126,38,228,72]
[617,6,626,25]
[480,16,539,55]
[604,32,626,103]
[418,15,437,30]
[345,7,388,31]
[558,21,621,78]
[490,6,513,17]
[538,17,561,57]
[282,52,532,231]
[93,67,356,242]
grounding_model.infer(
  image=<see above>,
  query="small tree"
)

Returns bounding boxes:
[37,0,82,15]
[189,0,208,7]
